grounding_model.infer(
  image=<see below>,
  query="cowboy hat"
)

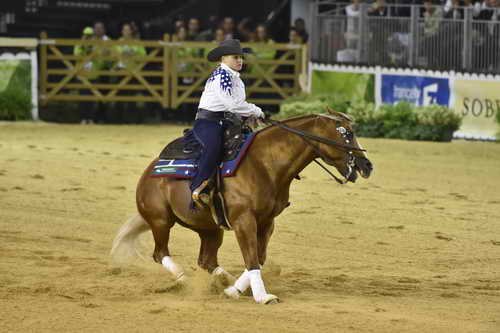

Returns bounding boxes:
[206,39,252,62]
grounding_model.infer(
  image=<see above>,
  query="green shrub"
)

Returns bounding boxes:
[0,87,32,120]
[278,94,462,142]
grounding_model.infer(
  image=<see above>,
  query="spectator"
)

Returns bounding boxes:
[93,21,110,41]
[214,27,226,43]
[392,0,416,17]
[113,23,147,123]
[423,0,443,37]
[222,17,237,40]
[130,21,141,39]
[419,0,444,68]
[254,24,276,65]
[344,0,360,49]
[237,17,255,42]
[289,27,304,44]
[368,0,391,64]
[92,21,112,123]
[294,17,309,42]
[443,0,472,19]
[73,26,97,124]
[474,0,500,70]
[187,18,200,41]
[174,18,185,32]
[197,15,219,41]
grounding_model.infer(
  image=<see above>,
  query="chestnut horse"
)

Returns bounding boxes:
[111,108,373,304]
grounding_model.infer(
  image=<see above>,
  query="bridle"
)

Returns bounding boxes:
[263,116,365,184]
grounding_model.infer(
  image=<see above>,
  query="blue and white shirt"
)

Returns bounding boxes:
[198,63,263,118]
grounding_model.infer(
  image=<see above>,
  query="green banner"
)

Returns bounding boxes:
[311,70,375,102]
[0,59,31,93]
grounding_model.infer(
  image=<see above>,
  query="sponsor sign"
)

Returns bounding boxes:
[453,79,499,139]
[380,74,450,106]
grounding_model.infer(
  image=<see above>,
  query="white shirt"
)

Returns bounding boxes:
[198,63,263,117]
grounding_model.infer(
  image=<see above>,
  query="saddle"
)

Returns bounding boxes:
[155,118,254,230]
[159,116,251,162]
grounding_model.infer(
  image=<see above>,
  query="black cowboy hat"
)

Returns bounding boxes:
[207,39,252,62]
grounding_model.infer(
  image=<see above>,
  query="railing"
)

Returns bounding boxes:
[38,32,307,107]
[311,2,500,74]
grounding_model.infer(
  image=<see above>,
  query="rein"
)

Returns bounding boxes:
[263,117,363,184]
[264,119,366,152]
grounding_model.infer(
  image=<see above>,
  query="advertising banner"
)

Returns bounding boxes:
[311,70,375,102]
[452,79,499,139]
[380,74,451,106]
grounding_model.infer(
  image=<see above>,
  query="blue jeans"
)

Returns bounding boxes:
[190,118,224,192]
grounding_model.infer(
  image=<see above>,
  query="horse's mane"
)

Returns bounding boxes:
[256,110,352,135]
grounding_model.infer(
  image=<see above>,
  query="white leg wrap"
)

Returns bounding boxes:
[161,256,185,281]
[234,269,250,293]
[249,269,268,303]
[224,269,250,299]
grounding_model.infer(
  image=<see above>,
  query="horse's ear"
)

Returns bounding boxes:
[326,105,335,115]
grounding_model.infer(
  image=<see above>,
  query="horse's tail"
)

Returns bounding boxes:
[110,213,150,264]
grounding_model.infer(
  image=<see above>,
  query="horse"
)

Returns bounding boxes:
[110,107,373,304]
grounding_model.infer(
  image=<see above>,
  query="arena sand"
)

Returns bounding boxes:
[1,121,499,333]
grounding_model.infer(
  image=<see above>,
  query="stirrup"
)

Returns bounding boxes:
[192,179,211,206]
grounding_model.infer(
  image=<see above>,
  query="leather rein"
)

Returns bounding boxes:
[264,117,365,185]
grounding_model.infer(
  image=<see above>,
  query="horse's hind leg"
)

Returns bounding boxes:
[196,229,224,272]
[145,209,184,281]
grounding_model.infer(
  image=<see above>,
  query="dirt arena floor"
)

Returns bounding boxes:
[1,121,500,333]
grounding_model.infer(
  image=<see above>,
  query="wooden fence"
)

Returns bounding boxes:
[38,32,308,108]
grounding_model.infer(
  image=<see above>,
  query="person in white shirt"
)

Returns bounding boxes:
[191,39,264,205]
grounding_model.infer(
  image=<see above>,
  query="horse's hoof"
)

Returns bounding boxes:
[224,286,241,299]
[261,294,280,305]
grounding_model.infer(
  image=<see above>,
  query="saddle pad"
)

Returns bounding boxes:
[151,133,256,179]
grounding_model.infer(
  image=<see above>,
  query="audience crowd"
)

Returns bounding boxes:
[337,0,500,70]
[71,16,308,124]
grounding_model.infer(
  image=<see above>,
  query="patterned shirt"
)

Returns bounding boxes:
[198,63,263,117]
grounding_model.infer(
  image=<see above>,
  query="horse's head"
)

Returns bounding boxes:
[313,107,373,183]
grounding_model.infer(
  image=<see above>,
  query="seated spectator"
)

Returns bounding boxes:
[213,27,226,43]
[93,21,110,41]
[196,15,219,41]
[174,18,185,32]
[289,27,304,44]
[294,17,309,42]
[187,18,200,41]
[237,17,255,42]
[222,17,238,40]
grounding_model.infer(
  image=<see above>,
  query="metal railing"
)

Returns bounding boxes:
[311,2,500,74]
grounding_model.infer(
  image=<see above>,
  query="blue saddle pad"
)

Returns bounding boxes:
[151,133,256,179]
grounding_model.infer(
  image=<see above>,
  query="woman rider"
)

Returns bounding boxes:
[191,39,265,205]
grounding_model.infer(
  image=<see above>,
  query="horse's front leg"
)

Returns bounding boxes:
[258,220,275,267]
[229,213,279,304]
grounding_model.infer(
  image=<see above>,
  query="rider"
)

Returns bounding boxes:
[191,39,265,205]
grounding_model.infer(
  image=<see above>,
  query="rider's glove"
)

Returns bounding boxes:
[254,109,265,119]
